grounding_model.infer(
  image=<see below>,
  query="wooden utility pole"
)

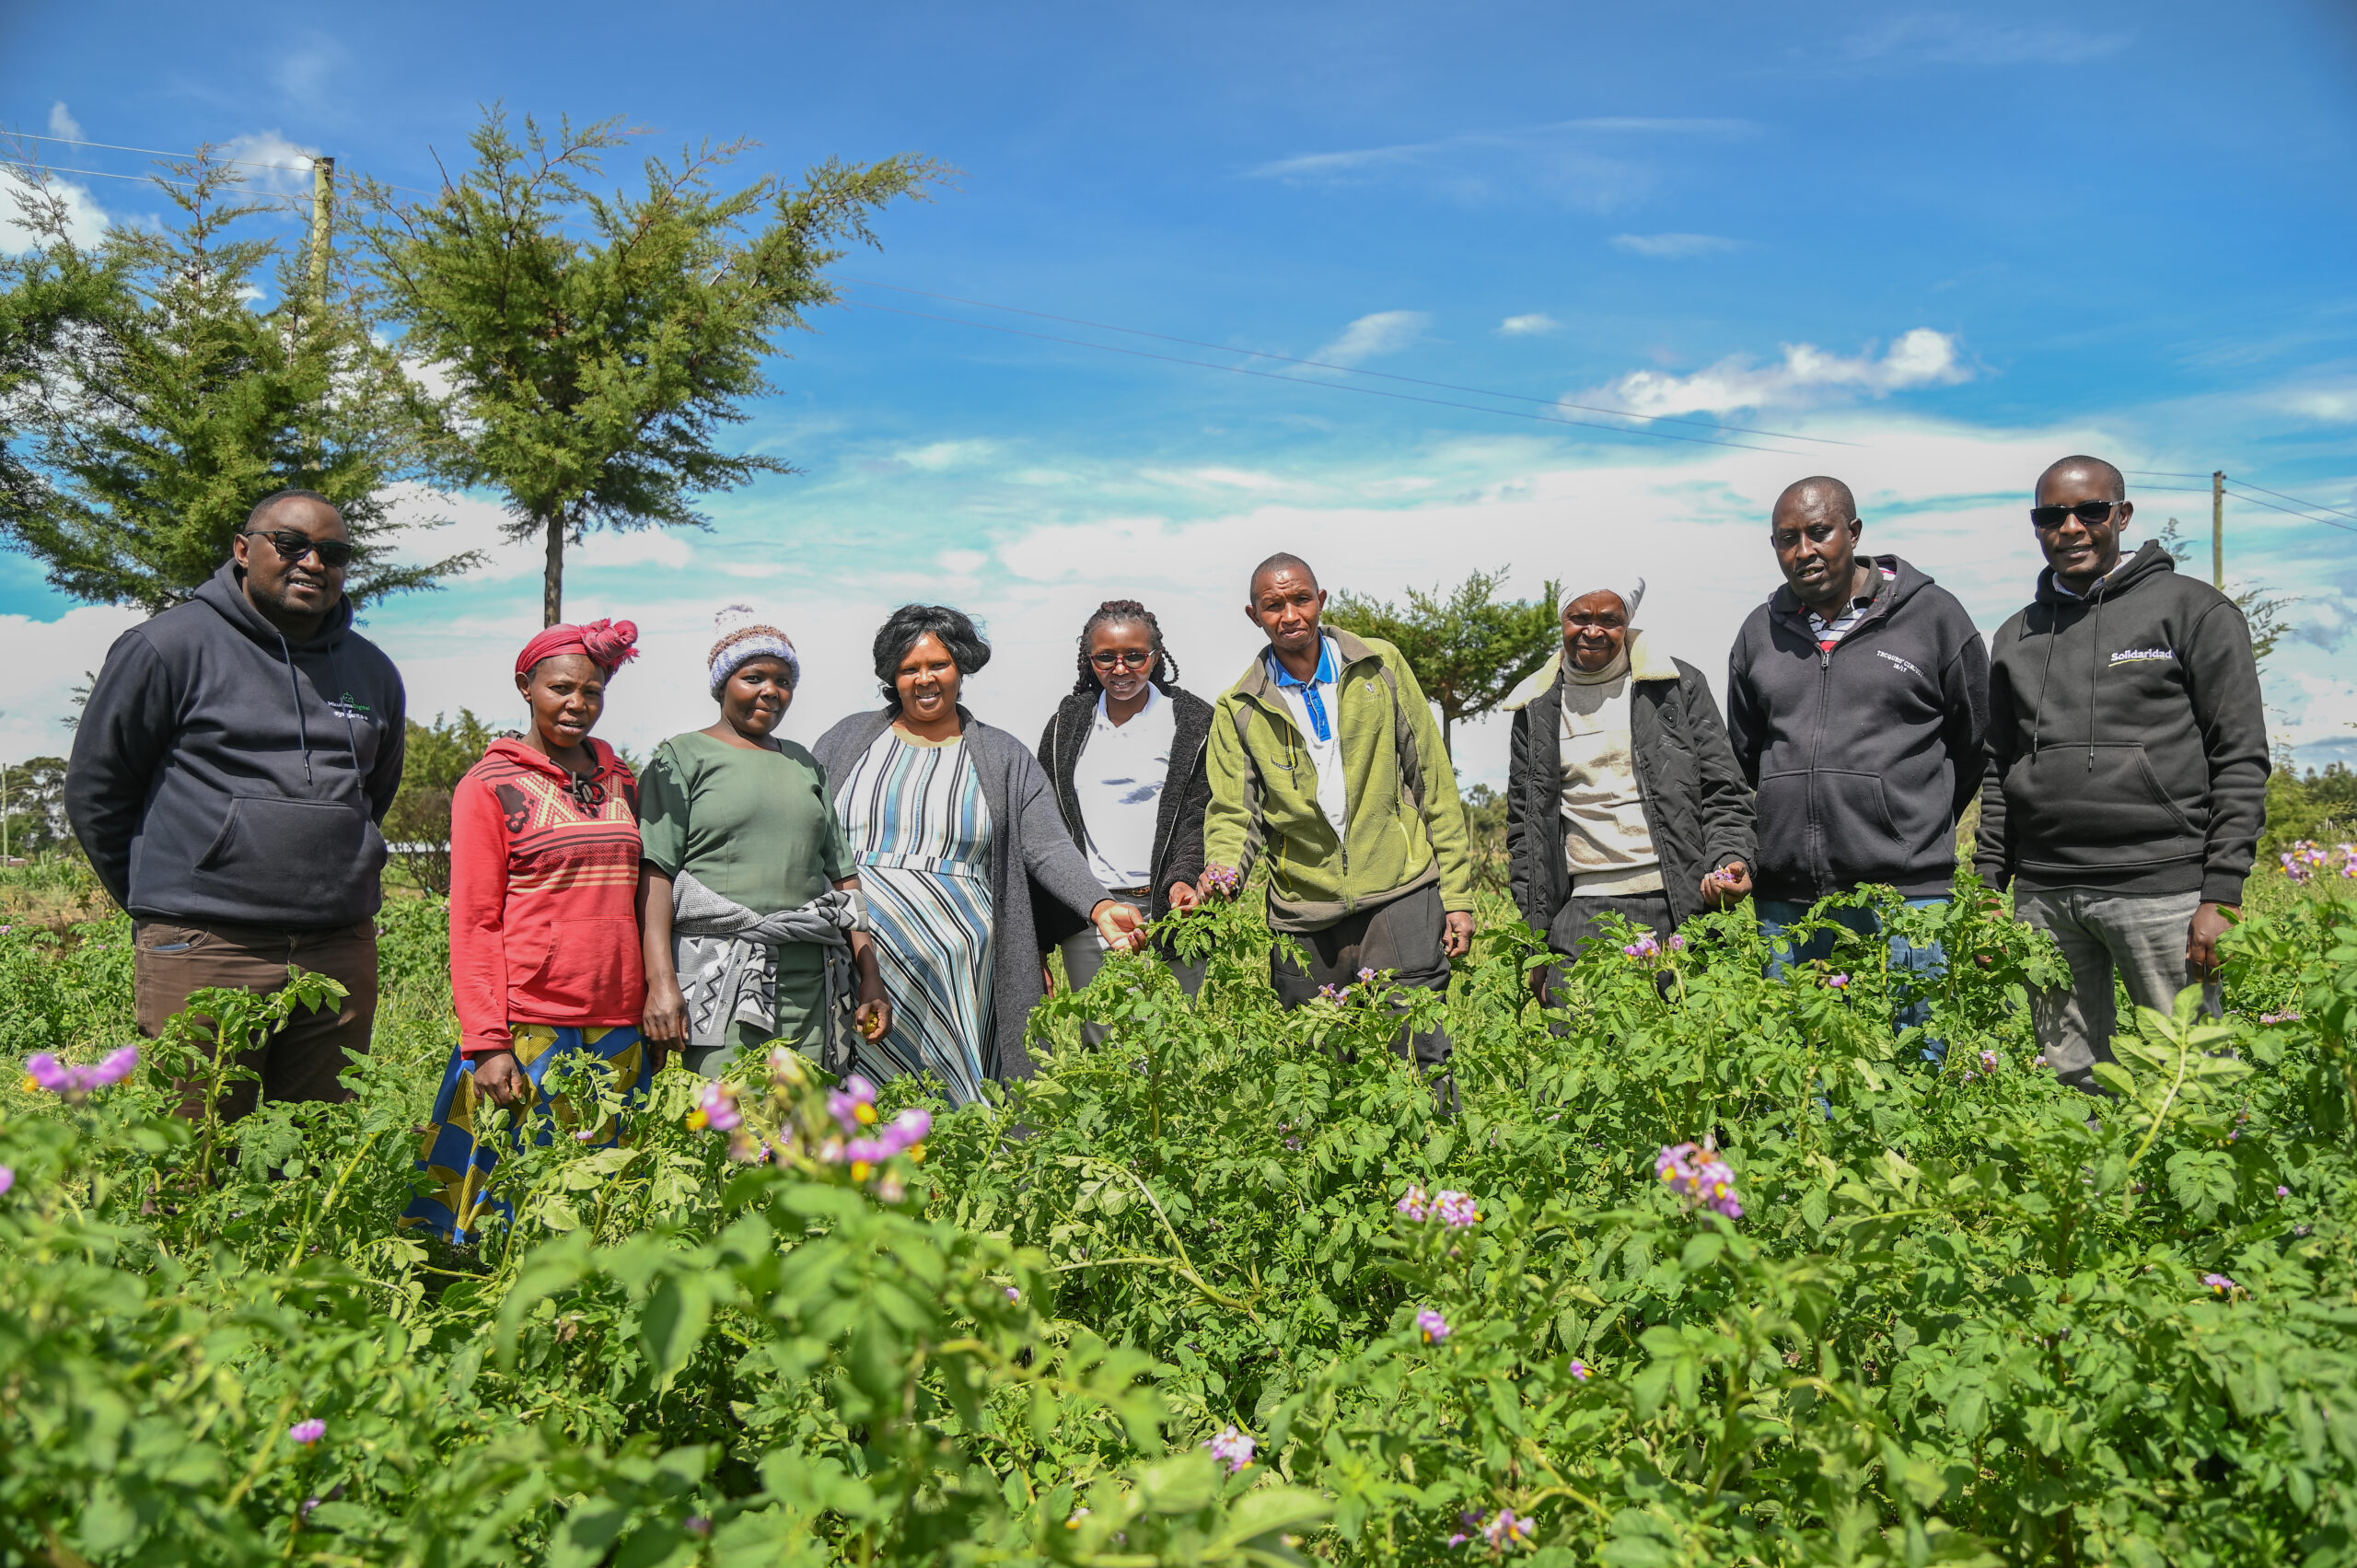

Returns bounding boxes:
[2211,470,2225,588]
[308,156,336,308]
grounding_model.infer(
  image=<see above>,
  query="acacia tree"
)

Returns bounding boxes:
[0,159,465,610]
[1325,567,1562,755]
[358,111,939,625]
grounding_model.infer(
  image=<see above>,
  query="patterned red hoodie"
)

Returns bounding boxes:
[448,737,646,1057]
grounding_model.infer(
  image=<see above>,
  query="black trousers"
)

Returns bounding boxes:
[1270,883,1453,1072]
[1538,889,1675,1005]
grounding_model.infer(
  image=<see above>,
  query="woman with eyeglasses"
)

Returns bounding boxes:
[406,618,653,1242]
[813,604,1147,1105]
[1031,599,1214,1039]
[636,606,893,1083]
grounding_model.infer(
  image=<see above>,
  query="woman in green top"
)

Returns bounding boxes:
[639,606,892,1075]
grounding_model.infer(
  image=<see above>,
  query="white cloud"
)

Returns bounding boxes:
[47,102,83,142]
[1498,314,1560,337]
[1313,310,1429,367]
[215,130,321,198]
[939,549,989,574]
[273,39,345,107]
[0,168,110,252]
[894,439,998,471]
[1839,13,2133,66]
[0,604,142,762]
[1245,118,1754,211]
[2273,387,2357,424]
[577,531,694,570]
[1610,232,1743,259]
[1591,328,1969,416]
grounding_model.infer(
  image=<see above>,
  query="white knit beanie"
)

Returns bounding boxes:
[1558,577,1646,621]
[707,604,799,696]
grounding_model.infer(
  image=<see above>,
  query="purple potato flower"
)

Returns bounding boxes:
[1827,973,1850,990]
[22,1044,140,1103]
[2202,1272,2237,1294]
[289,1419,326,1445]
[1657,1142,1743,1219]
[1205,1424,1255,1472]
[0,1166,12,1195]
[1416,1307,1451,1343]
[1569,1359,1590,1381]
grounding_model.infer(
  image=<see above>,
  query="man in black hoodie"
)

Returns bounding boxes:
[1975,456,2267,1095]
[1726,476,1991,1053]
[67,490,406,1121]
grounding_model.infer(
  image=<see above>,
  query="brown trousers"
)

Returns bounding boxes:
[134,918,378,1121]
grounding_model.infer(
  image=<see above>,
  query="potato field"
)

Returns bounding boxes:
[3,863,2354,1567]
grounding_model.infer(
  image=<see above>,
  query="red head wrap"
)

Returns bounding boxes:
[516,619,641,679]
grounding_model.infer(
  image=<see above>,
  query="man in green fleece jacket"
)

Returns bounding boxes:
[1192,553,1476,1075]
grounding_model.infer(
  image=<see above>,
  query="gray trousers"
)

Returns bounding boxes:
[1057,894,1205,1046]
[2014,888,2220,1093]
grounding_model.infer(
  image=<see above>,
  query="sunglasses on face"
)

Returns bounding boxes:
[1090,649,1155,670]
[244,528,355,568]
[2029,501,2119,530]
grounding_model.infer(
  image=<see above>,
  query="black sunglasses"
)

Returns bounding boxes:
[2028,501,2119,530]
[244,528,355,569]
[1090,649,1155,670]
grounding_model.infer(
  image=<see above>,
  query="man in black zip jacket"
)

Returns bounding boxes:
[1975,456,2267,1095]
[1725,476,1991,1052]
[66,491,405,1121]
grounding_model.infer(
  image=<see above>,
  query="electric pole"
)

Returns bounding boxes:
[2212,470,2225,588]
[308,155,336,309]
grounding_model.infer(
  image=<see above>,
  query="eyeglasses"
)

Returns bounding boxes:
[2028,501,2119,530]
[1090,649,1155,670]
[244,528,355,568]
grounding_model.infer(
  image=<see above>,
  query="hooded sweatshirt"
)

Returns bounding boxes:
[1973,539,2268,904]
[1724,553,1990,903]
[449,738,645,1057]
[66,562,406,930]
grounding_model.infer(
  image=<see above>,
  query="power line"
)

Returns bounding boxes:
[0,157,192,189]
[2234,475,2357,523]
[5,129,314,174]
[846,297,1813,456]
[2139,482,2357,538]
[842,275,1855,448]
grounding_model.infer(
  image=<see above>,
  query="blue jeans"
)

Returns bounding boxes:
[1758,898,1948,1064]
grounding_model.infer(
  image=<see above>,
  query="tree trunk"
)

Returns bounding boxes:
[541,513,563,627]
[1439,708,1455,758]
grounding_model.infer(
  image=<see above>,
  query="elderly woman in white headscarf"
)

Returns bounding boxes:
[638,605,892,1078]
[1501,578,1757,998]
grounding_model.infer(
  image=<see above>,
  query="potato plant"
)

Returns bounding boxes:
[1,863,2351,1567]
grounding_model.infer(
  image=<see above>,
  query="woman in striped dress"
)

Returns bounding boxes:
[814,605,1148,1105]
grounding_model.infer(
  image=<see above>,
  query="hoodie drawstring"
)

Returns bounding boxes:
[2027,608,2059,771]
[272,627,314,786]
[2086,582,2107,770]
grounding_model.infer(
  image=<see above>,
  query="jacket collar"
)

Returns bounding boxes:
[1231,624,1383,709]
[1501,631,1678,712]
[486,734,631,784]
[2035,537,2172,606]
[194,560,353,653]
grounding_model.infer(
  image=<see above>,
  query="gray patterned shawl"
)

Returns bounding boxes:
[671,869,865,1071]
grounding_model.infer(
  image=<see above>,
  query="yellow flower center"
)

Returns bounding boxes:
[854,1102,877,1125]
[685,1109,709,1131]
[851,1160,873,1181]
[907,1143,926,1164]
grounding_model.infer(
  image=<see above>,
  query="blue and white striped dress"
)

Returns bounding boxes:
[834,728,995,1104]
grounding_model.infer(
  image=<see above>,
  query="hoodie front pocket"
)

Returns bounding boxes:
[2006,742,2200,857]
[198,796,376,913]
[1816,772,1905,887]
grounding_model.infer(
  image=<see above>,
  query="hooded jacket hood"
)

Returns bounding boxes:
[1974,539,2270,903]
[66,562,407,930]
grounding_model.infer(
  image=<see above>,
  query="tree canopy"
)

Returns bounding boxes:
[0,158,467,611]
[357,110,941,624]
[1325,567,1562,754]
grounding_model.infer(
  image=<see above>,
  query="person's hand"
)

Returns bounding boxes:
[1443,910,1476,959]
[642,978,688,1053]
[854,974,893,1043]
[1197,865,1242,900]
[1167,879,1201,912]
[1701,860,1753,910]
[472,1050,530,1109]
[2188,901,2236,980]
[1093,900,1149,953]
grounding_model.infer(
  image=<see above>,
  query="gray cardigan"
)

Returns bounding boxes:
[812,706,1115,1082]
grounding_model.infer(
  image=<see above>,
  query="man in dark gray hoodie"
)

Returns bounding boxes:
[1725,476,1991,1055]
[1976,456,2267,1095]
[67,490,406,1121]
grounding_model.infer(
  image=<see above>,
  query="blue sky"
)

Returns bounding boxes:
[5,0,2354,785]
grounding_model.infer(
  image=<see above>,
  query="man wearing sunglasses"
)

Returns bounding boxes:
[1975,456,2269,1096]
[67,489,408,1124]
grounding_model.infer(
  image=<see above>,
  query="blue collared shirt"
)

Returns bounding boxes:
[1266,636,1341,742]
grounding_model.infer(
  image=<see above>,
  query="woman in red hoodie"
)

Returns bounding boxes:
[404,620,651,1243]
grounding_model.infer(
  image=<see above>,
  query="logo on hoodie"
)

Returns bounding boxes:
[2108,647,2174,667]
[1875,649,1922,679]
